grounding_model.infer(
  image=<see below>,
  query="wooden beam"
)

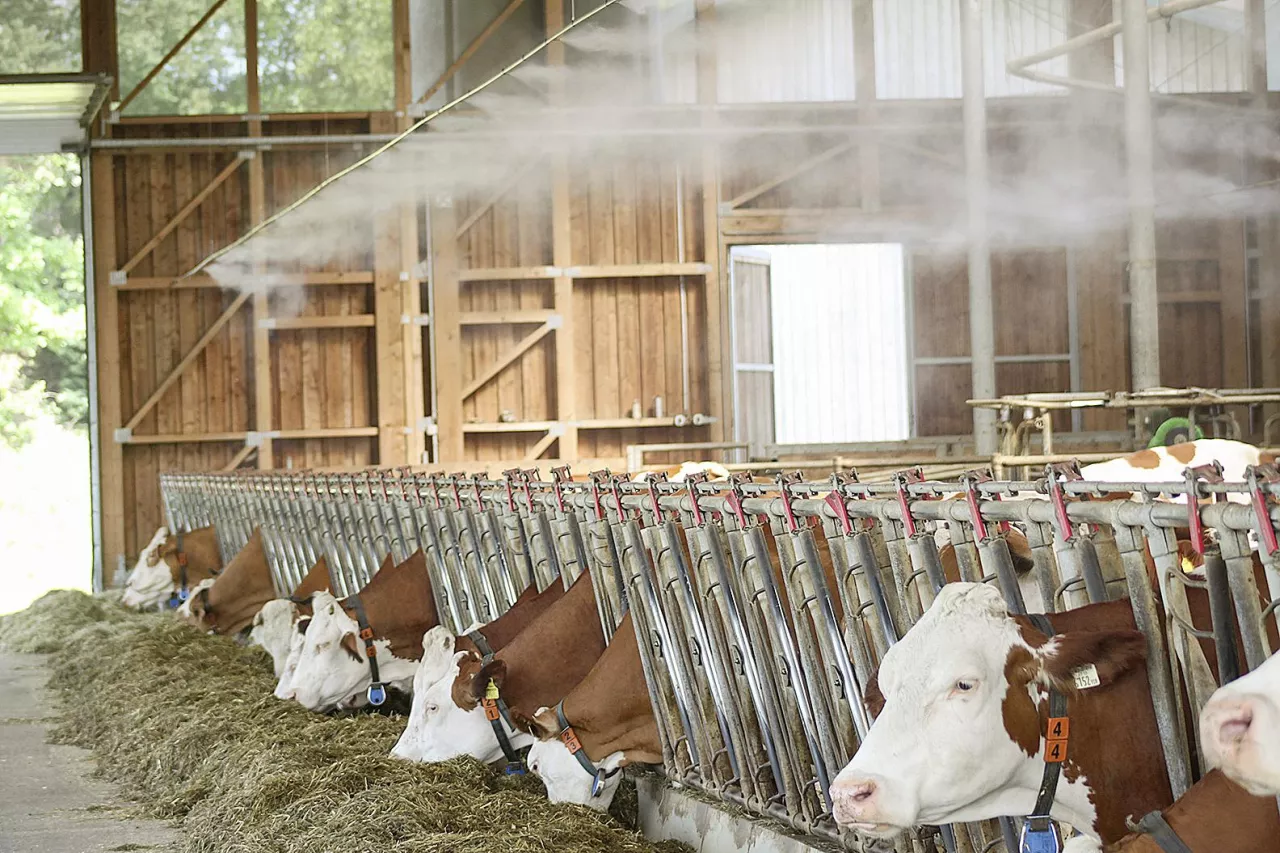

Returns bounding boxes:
[222,443,258,471]
[81,0,119,102]
[262,314,376,329]
[395,0,426,465]
[430,202,464,462]
[525,430,559,460]
[417,0,528,106]
[461,321,556,400]
[1219,219,1248,389]
[854,0,880,211]
[460,309,555,325]
[116,0,231,114]
[117,271,375,291]
[455,155,544,239]
[125,431,248,444]
[724,141,856,210]
[118,154,249,274]
[123,291,252,431]
[372,112,410,466]
[121,426,379,445]
[462,416,701,433]
[546,0,578,460]
[457,262,711,281]
[697,0,727,444]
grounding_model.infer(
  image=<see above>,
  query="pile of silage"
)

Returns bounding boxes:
[0,589,148,653]
[33,598,688,853]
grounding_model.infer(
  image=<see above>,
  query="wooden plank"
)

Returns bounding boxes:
[525,430,559,460]
[461,322,556,400]
[221,443,257,471]
[173,147,205,442]
[123,291,252,431]
[546,0,578,459]
[724,141,856,211]
[1119,289,1223,304]
[395,0,425,463]
[431,202,465,461]
[492,167,523,459]
[588,157,620,458]
[116,271,375,290]
[264,314,376,329]
[149,153,181,448]
[116,0,231,114]
[456,155,543,239]
[126,431,248,444]
[460,309,554,325]
[457,263,712,281]
[614,157,642,430]
[373,111,409,465]
[118,154,247,275]
[462,417,698,433]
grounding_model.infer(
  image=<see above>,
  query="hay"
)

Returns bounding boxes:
[21,594,689,853]
[0,589,145,653]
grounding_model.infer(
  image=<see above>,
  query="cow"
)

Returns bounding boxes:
[251,557,334,677]
[387,569,605,765]
[273,615,313,701]
[121,525,222,609]
[285,549,438,712]
[1201,650,1280,798]
[522,612,657,808]
[1087,769,1279,853]
[181,529,276,636]
[1079,439,1272,503]
[632,461,731,482]
[392,578,568,762]
[829,582,1169,846]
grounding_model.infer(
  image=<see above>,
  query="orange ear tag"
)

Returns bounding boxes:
[1044,717,1069,763]
[482,698,501,722]
[560,728,583,754]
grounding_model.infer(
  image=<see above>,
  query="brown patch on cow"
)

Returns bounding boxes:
[1261,451,1277,466]
[1167,443,1196,465]
[339,632,362,663]
[1005,529,1035,576]
[1002,646,1042,759]
[1129,449,1162,469]
[450,653,484,711]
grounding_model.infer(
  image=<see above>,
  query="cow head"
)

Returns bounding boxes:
[122,527,175,609]
[830,582,1146,839]
[250,599,301,678]
[176,578,217,626]
[388,649,533,764]
[286,592,371,711]
[525,707,626,809]
[390,627,462,762]
[274,615,312,700]
[1201,652,1280,797]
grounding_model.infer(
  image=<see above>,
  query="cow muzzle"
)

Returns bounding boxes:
[1201,690,1278,795]
[830,773,902,837]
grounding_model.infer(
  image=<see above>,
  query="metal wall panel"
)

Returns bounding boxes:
[711,0,857,103]
[763,244,910,444]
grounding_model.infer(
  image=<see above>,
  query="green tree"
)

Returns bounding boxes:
[258,0,392,112]
[0,0,81,74]
[0,155,87,447]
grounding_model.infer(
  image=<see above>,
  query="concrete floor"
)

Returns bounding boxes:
[0,652,178,853]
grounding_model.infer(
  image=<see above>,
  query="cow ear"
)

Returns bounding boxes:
[470,658,507,701]
[1039,629,1147,692]
[296,617,311,636]
[339,631,363,663]
[524,706,560,739]
[422,626,454,657]
[863,671,886,717]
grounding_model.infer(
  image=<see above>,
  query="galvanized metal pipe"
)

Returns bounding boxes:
[1123,0,1161,390]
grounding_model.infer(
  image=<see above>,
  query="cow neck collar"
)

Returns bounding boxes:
[466,630,494,658]
[1020,613,1070,853]
[342,593,386,706]
[1126,811,1193,853]
[166,531,190,609]
[553,700,620,799]
[477,649,527,775]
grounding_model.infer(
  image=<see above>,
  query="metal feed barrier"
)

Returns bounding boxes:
[159,464,1280,853]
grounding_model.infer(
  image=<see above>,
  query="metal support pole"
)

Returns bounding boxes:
[961,0,997,455]
[1123,0,1160,390]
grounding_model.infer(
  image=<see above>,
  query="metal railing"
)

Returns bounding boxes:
[159,462,1280,852]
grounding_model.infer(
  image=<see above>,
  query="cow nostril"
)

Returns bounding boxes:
[845,780,876,803]
[1219,706,1253,744]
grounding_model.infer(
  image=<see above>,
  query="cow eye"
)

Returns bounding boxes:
[954,679,976,693]
[426,703,439,714]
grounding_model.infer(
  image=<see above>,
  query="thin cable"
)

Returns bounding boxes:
[185,0,625,279]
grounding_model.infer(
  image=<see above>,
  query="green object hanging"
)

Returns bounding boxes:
[1147,417,1204,448]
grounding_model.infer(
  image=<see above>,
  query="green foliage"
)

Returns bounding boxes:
[0,155,88,446]
[259,0,393,112]
[0,0,81,74]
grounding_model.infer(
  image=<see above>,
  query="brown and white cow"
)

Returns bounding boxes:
[1079,440,1273,502]
[1090,768,1279,853]
[285,550,438,711]
[830,583,1169,845]
[180,529,276,636]
[251,556,334,677]
[122,525,222,609]
[522,612,658,808]
[1201,650,1280,798]
[389,570,605,764]
[391,578,568,762]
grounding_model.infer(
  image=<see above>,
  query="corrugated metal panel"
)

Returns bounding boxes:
[1114,6,1246,94]
[711,0,857,103]
[765,244,910,444]
[874,0,1071,99]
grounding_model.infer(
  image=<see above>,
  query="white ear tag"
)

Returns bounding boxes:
[1071,664,1100,690]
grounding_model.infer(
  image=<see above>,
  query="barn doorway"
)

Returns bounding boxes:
[729,244,911,458]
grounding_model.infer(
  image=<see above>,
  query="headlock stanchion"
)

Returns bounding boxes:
[158,462,1280,853]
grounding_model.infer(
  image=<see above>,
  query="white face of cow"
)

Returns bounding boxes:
[287,592,371,712]
[1201,651,1280,797]
[250,599,301,678]
[175,578,216,623]
[388,652,533,764]
[274,618,311,700]
[122,526,174,609]
[527,736,625,810]
[391,627,460,762]
[830,583,1105,838]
